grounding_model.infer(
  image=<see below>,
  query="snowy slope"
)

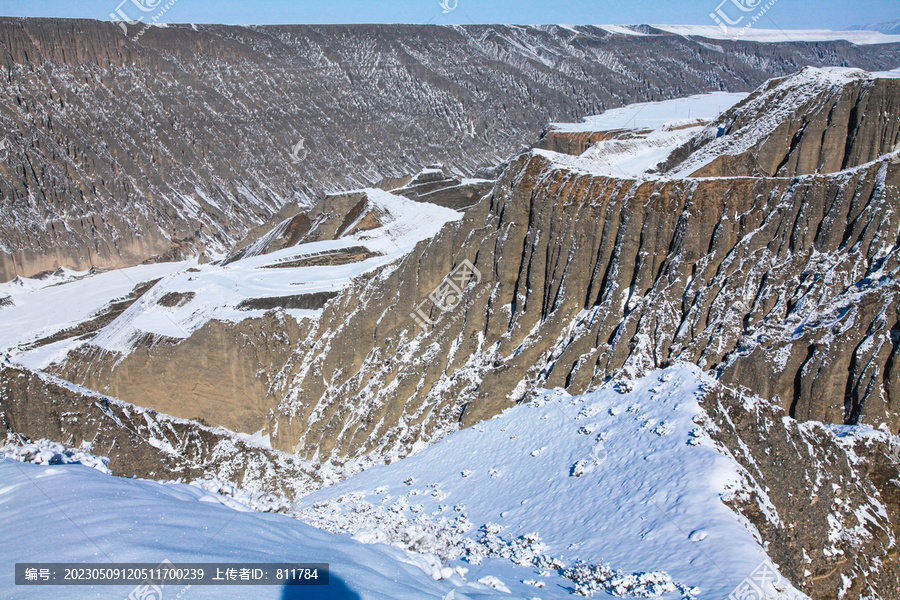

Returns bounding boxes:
[540,93,746,177]
[0,190,461,367]
[662,67,888,178]
[0,263,187,369]
[538,67,900,180]
[89,189,460,357]
[296,365,808,600]
[0,459,512,600]
[548,93,747,133]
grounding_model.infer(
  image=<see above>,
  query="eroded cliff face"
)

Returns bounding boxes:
[661,68,900,177]
[53,72,900,466]
[0,364,319,500]
[704,383,900,599]
[3,19,900,280]
[59,311,301,437]
[263,153,900,462]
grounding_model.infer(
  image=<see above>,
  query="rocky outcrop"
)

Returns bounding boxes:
[225,188,403,264]
[661,68,900,177]
[58,310,302,437]
[535,128,653,155]
[0,364,319,500]
[236,292,339,311]
[3,19,900,280]
[230,172,493,263]
[703,381,900,599]
[389,166,493,210]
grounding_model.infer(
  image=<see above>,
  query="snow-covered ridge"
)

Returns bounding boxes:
[0,459,506,600]
[90,189,460,358]
[536,67,900,180]
[0,262,186,369]
[662,66,899,178]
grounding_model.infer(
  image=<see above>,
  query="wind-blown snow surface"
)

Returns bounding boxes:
[297,366,807,600]
[652,25,900,45]
[548,93,747,133]
[0,190,461,367]
[0,459,507,600]
[0,263,187,369]
[542,93,747,177]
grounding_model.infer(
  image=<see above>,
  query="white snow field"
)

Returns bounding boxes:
[540,67,900,180]
[87,189,461,357]
[650,25,900,45]
[0,458,510,600]
[541,92,747,178]
[547,93,747,134]
[297,365,808,600]
[0,263,188,369]
[0,189,461,368]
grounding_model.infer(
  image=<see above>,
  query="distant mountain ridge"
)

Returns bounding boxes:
[852,18,900,35]
[1,18,900,281]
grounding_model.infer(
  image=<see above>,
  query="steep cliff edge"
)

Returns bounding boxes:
[245,72,900,465]
[52,70,900,463]
[661,67,900,177]
[265,156,900,460]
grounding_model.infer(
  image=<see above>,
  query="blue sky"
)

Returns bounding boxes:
[1,0,896,30]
